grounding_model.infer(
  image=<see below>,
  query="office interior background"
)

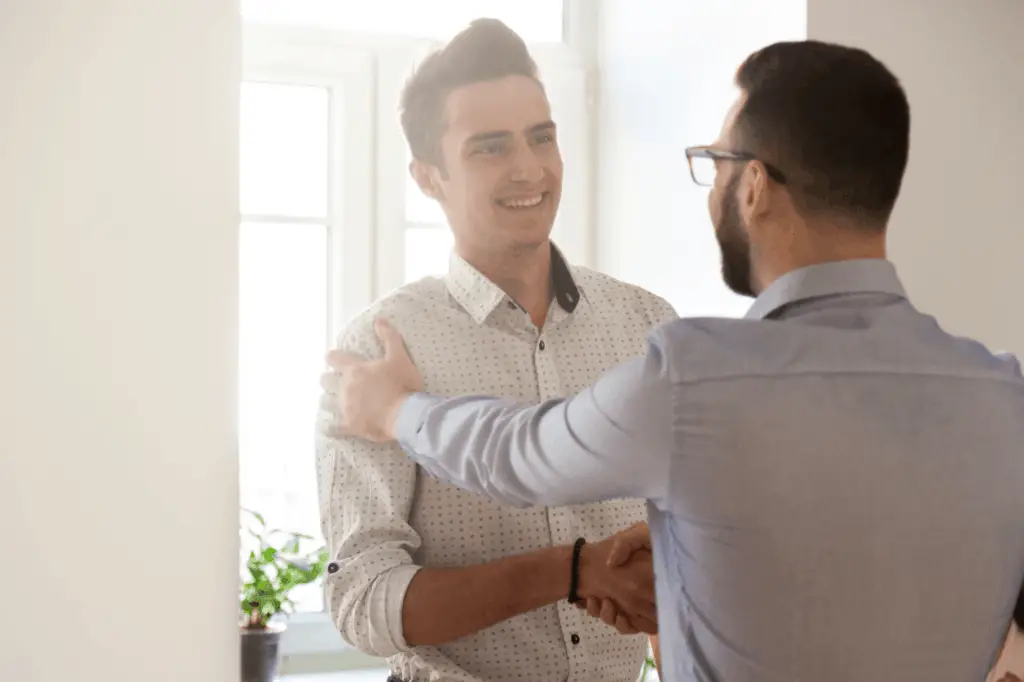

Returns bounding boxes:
[2,1,1022,681]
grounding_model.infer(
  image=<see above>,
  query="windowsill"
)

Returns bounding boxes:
[282,671,389,682]
[279,612,347,656]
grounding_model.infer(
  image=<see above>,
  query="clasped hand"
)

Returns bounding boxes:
[576,523,657,635]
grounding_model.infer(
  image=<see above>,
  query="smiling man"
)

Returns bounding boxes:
[323,40,1024,682]
[315,18,677,682]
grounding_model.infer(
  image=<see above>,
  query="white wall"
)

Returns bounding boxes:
[809,0,1024,354]
[809,2,1024,676]
[0,2,240,682]
[594,0,806,316]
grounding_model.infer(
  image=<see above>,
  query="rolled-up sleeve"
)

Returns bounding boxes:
[315,322,421,657]
[394,329,675,509]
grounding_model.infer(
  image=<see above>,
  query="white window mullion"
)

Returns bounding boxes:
[241,24,376,663]
[374,45,434,298]
[562,0,600,64]
[536,55,593,269]
[243,215,327,225]
[329,52,375,341]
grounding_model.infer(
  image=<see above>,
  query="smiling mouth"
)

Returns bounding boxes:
[496,192,548,210]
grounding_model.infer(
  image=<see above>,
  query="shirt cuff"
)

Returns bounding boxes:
[380,563,420,652]
[395,392,439,451]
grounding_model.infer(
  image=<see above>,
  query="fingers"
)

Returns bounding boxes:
[606,537,641,567]
[322,422,351,439]
[583,598,650,636]
[373,318,407,360]
[612,602,656,634]
[629,614,658,635]
[615,580,657,626]
[607,523,651,567]
[641,604,658,626]
[580,597,656,636]
[599,599,618,628]
[319,370,339,395]
[324,350,363,371]
[614,613,639,635]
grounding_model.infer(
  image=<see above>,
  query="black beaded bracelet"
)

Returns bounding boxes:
[568,537,586,604]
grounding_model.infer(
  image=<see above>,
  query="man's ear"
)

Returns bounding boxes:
[409,158,442,201]
[742,161,770,221]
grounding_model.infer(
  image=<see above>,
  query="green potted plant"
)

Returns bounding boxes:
[240,508,329,682]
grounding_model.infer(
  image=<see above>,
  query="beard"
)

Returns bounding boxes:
[715,175,755,297]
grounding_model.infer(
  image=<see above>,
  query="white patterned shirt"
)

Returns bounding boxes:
[315,245,677,682]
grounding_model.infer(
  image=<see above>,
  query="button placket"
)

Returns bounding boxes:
[535,334,561,400]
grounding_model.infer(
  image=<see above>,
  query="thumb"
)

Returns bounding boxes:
[374,318,407,360]
[607,534,646,567]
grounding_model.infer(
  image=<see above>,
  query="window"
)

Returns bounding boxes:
[240,83,329,217]
[239,2,596,670]
[239,81,332,612]
[404,225,454,283]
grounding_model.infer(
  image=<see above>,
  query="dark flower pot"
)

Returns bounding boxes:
[241,625,284,682]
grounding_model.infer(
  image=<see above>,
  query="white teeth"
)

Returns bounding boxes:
[500,194,544,209]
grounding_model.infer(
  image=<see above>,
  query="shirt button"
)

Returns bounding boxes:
[570,633,580,645]
[538,340,546,351]
[327,562,339,574]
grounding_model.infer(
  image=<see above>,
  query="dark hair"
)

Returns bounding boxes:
[733,40,911,225]
[400,18,541,168]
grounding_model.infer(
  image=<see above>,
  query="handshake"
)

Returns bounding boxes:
[574,522,657,635]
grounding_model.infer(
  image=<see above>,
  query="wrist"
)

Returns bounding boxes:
[567,538,586,604]
[507,544,576,608]
[574,541,599,600]
[384,391,415,439]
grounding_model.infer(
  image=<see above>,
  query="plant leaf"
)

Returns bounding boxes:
[241,508,266,526]
[239,507,330,623]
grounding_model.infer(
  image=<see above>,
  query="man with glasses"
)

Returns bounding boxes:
[324,39,1024,682]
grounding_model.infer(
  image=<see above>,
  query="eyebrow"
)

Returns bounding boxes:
[463,120,557,146]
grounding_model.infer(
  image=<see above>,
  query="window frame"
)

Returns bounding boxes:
[243,24,376,339]
[241,24,375,666]
[240,0,599,669]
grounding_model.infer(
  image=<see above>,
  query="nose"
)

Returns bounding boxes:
[509,142,544,184]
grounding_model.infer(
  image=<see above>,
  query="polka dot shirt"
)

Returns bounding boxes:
[316,246,678,682]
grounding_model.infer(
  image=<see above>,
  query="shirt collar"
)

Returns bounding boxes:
[744,258,907,320]
[445,243,582,324]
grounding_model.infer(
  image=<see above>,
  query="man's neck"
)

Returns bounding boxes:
[459,242,553,328]
[754,226,887,294]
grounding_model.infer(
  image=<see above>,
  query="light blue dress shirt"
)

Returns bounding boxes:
[395,259,1024,682]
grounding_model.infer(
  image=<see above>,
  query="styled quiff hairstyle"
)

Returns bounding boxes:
[400,18,542,171]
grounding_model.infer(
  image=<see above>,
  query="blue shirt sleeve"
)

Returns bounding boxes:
[393,331,675,509]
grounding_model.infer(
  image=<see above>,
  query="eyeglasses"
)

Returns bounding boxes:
[685,146,787,187]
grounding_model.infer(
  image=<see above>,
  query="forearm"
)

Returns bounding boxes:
[395,339,674,509]
[402,544,573,646]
